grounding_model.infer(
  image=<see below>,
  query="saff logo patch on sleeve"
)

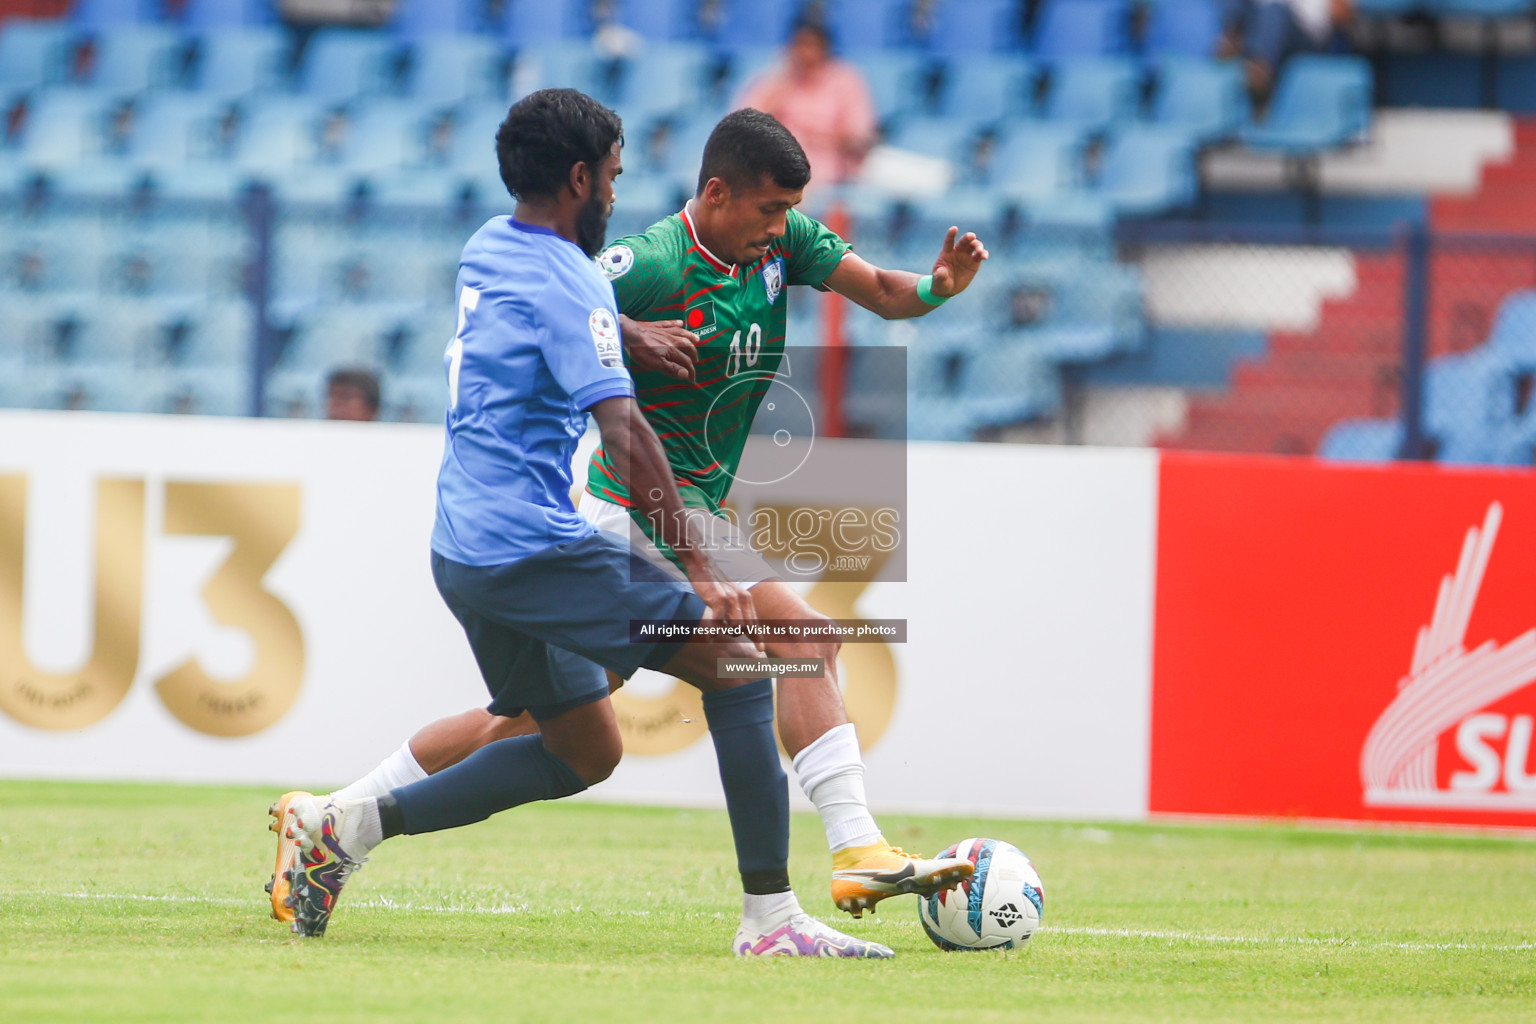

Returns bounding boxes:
[589,307,623,368]
[597,244,634,280]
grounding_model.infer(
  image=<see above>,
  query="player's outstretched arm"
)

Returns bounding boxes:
[618,315,699,382]
[588,396,757,632]
[825,226,989,320]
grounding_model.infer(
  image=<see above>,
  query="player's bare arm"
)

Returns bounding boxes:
[618,315,699,382]
[588,395,757,632]
[825,226,989,320]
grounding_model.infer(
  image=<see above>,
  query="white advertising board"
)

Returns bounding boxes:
[0,411,1158,819]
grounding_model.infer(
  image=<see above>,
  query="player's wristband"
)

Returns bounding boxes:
[916,274,948,307]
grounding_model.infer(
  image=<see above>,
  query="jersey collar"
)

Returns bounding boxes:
[680,202,737,278]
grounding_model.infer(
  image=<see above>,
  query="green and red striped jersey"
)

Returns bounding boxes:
[587,205,850,513]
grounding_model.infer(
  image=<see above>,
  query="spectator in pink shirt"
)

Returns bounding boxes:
[735,19,877,198]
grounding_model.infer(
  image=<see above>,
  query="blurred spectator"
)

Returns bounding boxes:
[325,367,380,421]
[735,18,877,198]
[1223,0,1355,100]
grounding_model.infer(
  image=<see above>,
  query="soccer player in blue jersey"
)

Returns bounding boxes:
[280,90,892,957]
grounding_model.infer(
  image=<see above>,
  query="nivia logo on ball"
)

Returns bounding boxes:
[1360,502,1536,811]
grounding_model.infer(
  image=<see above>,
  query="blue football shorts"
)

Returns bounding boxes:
[432,530,707,721]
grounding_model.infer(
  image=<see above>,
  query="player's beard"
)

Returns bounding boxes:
[576,190,611,257]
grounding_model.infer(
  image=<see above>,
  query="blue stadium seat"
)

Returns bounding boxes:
[711,0,798,52]
[1032,0,1131,61]
[146,162,248,202]
[831,0,912,51]
[72,0,158,31]
[230,96,329,173]
[1486,290,1536,368]
[1239,55,1372,155]
[181,0,277,30]
[1318,418,1403,461]
[988,121,1086,202]
[1142,0,1223,60]
[844,49,931,124]
[926,0,1021,57]
[509,40,605,101]
[1354,0,1422,12]
[87,26,186,92]
[1091,125,1198,217]
[12,88,116,171]
[503,0,592,46]
[909,339,1059,440]
[297,30,399,101]
[720,46,779,101]
[447,101,511,172]
[393,0,484,38]
[888,116,982,163]
[0,19,75,89]
[1042,57,1141,134]
[404,34,503,107]
[1148,57,1248,143]
[1427,0,1536,14]
[188,27,288,95]
[1010,260,1144,361]
[337,101,429,174]
[621,0,703,41]
[937,53,1037,125]
[1425,349,1515,440]
[618,43,715,120]
[367,169,470,212]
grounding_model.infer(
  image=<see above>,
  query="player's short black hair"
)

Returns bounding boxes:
[697,109,812,196]
[326,367,380,412]
[495,88,623,201]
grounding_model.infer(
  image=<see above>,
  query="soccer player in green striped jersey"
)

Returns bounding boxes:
[294,109,988,934]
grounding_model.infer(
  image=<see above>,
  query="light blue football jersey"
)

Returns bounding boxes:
[431,218,634,567]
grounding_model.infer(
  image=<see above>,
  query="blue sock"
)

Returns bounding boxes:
[702,679,790,894]
[386,735,586,836]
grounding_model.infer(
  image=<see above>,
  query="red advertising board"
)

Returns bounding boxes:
[1150,452,1536,827]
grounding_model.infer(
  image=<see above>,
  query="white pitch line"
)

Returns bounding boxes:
[18,892,1535,954]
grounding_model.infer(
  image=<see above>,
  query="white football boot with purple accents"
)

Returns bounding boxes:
[733,912,895,958]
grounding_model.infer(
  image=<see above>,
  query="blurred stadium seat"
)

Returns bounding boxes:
[297,29,398,101]
[1148,57,1249,143]
[1042,57,1141,135]
[1318,417,1403,460]
[1142,0,1224,60]
[936,53,1036,126]
[181,0,277,30]
[403,33,502,107]
[1032,0,1131,61]
[1240,55,1373,154]
[0,19,74,89]
[187,26,288,95]
[926,0,1022,57]
[86,25,185,92]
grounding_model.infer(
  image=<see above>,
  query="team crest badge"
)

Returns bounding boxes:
[597,244,634,280]
[762,257,784,304]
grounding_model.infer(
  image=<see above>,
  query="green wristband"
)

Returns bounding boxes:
[916,274,948,307]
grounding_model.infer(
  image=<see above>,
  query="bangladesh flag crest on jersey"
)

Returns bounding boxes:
[685,298,717,335]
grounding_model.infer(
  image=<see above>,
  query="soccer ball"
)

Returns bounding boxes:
[918,838,1044,951]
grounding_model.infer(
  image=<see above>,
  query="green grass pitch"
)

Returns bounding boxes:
[1,780,1533,1023]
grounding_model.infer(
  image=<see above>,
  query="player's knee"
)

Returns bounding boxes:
[543,724,621,786]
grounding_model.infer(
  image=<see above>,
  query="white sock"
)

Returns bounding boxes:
[741,890,800,929]
[792,723,883,852]
[330,739,429,802]
[350,797,384,854]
